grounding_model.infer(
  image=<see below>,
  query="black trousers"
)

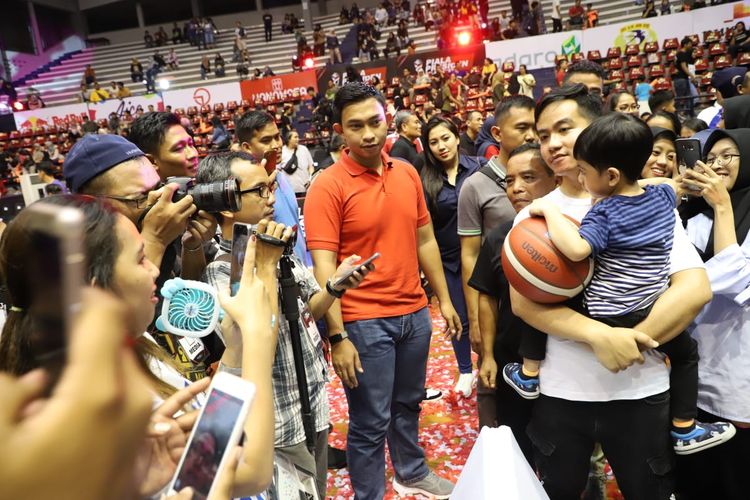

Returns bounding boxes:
[494,353,536,466]
[520,304,699,421]
[264,24,272,42]
[675,408,749,500]
[528,392,674,500]
[552,18,563,32]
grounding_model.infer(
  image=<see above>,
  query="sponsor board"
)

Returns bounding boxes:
[13,102,89,129]
[86,94,164,121]
[397,45,486,75]
[581,12,689,54]
[317,61,388,90]
[240,71,318,104]
[161,82,243,109]
[486,31,581,71]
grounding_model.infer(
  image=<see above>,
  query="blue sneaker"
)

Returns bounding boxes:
[502,363,540,400]
[672,421,736,455]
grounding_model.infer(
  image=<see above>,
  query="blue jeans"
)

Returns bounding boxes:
[344,307,432,499]
[444,267,472,374]
[673,77,693,116]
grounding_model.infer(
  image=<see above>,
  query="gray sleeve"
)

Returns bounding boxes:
[457,177,483,236]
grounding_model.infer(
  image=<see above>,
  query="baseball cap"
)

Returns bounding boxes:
[63,134,145,193]
[710,67,748,99]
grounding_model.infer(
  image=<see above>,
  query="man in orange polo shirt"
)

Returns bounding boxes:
[304,82,461,500]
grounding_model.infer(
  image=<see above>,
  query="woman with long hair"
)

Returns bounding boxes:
[675,128,750,499]
[642,126,678,179]
[0,195,280,498]
[421,115,486,396]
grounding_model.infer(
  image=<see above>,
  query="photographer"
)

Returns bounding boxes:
[197,151,373,498]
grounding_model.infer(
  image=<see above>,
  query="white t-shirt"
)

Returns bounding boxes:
[280,144,314,194]
[514,187,704,402]
[551,0,561,19]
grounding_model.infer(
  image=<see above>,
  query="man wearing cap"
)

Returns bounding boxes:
[699,67,750,129]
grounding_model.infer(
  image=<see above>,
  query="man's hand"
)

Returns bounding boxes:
[588,327,659,372]
[479,355,497,389]
[183,210,218,250]
[332,339,363,389]
[253,219,294,275]
[468,321,482,354]
[142,183,196,246]
[330,254,375,291]
[439,300,463,340]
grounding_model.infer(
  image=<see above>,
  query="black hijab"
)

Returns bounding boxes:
[679,128,750,261]
[722,95,750,130]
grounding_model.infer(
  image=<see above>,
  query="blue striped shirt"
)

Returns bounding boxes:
[578,184,676,317]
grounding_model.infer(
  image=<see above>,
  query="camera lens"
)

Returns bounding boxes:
[188,178,242,213]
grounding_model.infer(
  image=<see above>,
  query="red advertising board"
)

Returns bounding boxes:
[240,71,318,104]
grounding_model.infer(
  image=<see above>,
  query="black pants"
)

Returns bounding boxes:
[528,393,674,500]
[520,304,699,421]
[675,409,749,500]
[264,24,272,42]
[494,353,536,466]
[552,18,563,32]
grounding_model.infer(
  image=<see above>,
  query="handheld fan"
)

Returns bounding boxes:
[155,278,223,338]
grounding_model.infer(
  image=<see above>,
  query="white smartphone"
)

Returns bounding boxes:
[167,372,256,499]
[25,203,85,384]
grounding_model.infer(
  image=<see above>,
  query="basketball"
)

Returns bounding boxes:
[501,216,594,304]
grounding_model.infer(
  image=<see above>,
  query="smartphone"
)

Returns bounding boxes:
[676,138,702,170]
[333,252,380,288]
[230,223,252,297]
[262,149,278,175]
[25,203,86,377]
[168,372,256,499]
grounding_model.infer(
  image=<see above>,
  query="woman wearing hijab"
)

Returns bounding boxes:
[721,94,750,129]
[475,116,500,160]
[642,127,678,179]
[676,128,750,500]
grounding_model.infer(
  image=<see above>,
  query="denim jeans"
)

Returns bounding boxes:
[444,267,472,374]
[343,307,432,500]
[673,77,693,116]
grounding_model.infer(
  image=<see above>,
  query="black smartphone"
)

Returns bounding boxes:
[25,203,85,378]
[333,252,380,288]
[230,223,252,296]
[676,138,702,170]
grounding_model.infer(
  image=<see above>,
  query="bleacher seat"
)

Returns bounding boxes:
[663,38,679,50]
[587,50,602,62]
[607,47,622,59]
[187,106,198,116]
[644,42,659,53]
[665,50,677,62]
[627,55,641,68]
[570,53,584,63]
[227,100,237,111]
[704,30,720,44]
[608,58,623,70]
[653,78,672,91]
[708,43,725,57]
[628,67,644,81]
[625,44,640,56]
[609,69,624,82]
[501,61,514,73]
[714,55,731,69]
[738,52,750,66]
[694,58,709,72]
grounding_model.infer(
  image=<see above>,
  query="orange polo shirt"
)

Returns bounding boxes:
[304,149,431,322]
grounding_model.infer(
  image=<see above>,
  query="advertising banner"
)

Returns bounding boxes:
[239,71,318,104]
[581,11,691,55]
[86,94,164,121]
[13,102,88,129]
[396,45,486,76]
[162,82,243,109]
[693,1,750,34]
[486,31,582,71]
[316,60,389,91]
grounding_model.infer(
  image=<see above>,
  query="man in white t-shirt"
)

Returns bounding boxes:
[510,84,712,499]
[551,0,562,33]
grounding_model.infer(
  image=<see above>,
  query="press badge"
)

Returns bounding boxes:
[299,298,321,346]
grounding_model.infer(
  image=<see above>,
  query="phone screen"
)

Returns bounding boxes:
[172,388,245,498]
[676,139,702,170]
[28,229,66,365]
[230,224,251,296]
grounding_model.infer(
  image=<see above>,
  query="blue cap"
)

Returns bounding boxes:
[63,134,145,193]
[710,67,747,99]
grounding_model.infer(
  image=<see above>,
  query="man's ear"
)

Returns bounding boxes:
[220,210,235,223]
[145,153,158,171]
[607,167,621,187]
[490,125,502,143]
[239,142,251,153]
[333,123,343,135]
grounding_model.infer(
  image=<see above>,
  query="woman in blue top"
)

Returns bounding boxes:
[421,115,486,397]
[676,128,750,499]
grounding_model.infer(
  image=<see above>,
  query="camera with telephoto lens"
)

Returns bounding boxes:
[168,176,242,213]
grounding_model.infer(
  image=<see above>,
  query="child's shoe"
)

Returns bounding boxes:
[672,421,736,455]
[502,362,540,400]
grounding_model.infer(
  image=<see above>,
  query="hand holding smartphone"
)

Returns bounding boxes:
[167,372,255,499]
[333,252,380,289]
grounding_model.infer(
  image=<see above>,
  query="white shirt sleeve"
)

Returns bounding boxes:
[669,210,705,275]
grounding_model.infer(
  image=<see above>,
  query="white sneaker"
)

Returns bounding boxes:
[454,372,475,397]
[393,471,454,499]
[423,388,443,402]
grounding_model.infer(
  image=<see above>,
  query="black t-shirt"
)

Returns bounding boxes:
[675,50,694,80]
[459,132,477,156]
[735,30,749,46]
[389,136,425,172]
[468,221,542,364]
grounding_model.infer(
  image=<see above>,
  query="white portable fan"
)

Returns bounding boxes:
[155,278,223,338]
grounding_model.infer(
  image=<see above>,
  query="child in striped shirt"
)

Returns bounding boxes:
[504,113,735,454]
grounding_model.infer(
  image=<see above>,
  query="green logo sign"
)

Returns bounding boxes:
[561,35,581,56]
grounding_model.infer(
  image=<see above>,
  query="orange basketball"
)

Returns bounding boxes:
[501,216,594,303]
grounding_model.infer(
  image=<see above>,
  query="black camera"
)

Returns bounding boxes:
[168,176,242,213]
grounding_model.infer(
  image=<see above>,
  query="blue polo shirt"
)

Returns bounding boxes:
[273,173,309,264]
[426,155,484,273]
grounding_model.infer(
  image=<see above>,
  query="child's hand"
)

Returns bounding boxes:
[527,198,556,216]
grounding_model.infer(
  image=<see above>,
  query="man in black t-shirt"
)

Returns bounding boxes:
[263,12,273,42]
[468,143,556,463]
[459,111,483,156]
[674,37,696,116]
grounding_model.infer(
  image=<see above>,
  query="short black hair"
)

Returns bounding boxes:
[81,120,99,134]
[681,117,708,135]
[573,113,652,183]
[494,95,535,126]
[508,143,553,176]
[535,83,603,123]
[37,160,55,176]
[332,82,386,125]
[646,109,681,134]
[128,112,181,155]
[648,89,675,113]
[195,151,256,223]
[234,110,275,144]
[680,36,692,48]
[562,60,606,85]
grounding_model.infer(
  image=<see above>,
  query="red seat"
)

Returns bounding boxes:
[240,99,251,109]
[692,46,705,58]
[652,77,672,91]
[10,139,20,149]
[187,106,198,116]
[688,34,700,46]
[738,52,750,66]
[390,77,400,87]
[200,105,211,115]
[663,38,679,50]
[226,100,238,111]
[226,120,235,131]
[612,81,627,92]
[607,47,622,59]
[0,132,8,141]
[714,54,731,69]
[555,54,568,65]
[708,42,725,57]
[570,53,584,63]
[704,30,720,45]
[694,58,709,73]
[213,103,224,113]
[21,137,33,148]
[20,129,33,138]
[644,42,659,53]
[220,110,232,122]
[174,107,185,116]
[415,94,427,105]
[502,61,515,73]
[628,67,645,81]
[9,131,19,140]
[608,57,623,70]
[627,55,642,68]
[625,44,640,56]
[665,49,677,62]
[587,50,602,61]
[609,69,624,82]
[650,64,665,78]
[700,73,713,87]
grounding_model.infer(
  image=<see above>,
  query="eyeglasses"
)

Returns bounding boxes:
[97,182,164,209]
[705,153,740,168]
[239,181,277,199]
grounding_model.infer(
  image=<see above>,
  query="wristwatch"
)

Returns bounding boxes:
[329,331,349,345]
[326,278,345,299]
